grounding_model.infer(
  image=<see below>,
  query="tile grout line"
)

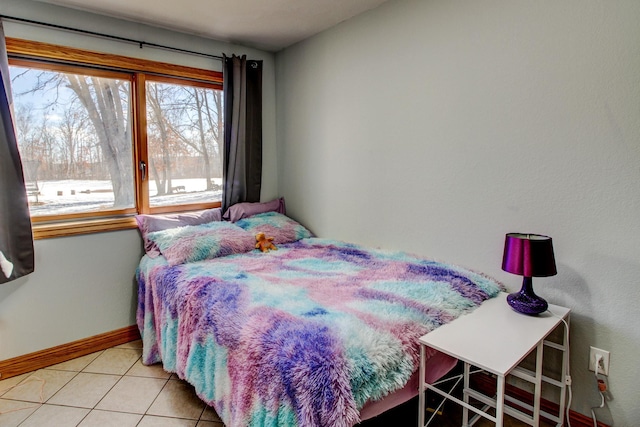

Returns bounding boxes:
[2,341,225,427]
[74,361,141,426]
[43,368,82,406]
[13,352,99,426]
[12,349,139,426]
[80,354,154,424]
[139,373,172,422]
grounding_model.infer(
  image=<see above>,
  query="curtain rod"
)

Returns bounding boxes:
[0,14,224,61]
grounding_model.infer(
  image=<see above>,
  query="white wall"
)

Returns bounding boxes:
[276,0,639,424]
[0,0,278,360]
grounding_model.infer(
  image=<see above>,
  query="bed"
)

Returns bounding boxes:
[135,210,503,427]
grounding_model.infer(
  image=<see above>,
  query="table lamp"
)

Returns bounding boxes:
[502,233,557,315]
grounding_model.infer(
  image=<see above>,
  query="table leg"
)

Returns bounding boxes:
[533,342,544,427]
[418,344,426,427]
[462,362,470,427]
[496,374,505,427]
[558,316,569,427]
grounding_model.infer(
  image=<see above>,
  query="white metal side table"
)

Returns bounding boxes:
[418,292,570,427]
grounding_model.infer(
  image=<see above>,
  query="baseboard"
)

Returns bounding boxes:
[472,372,609,427]
[0,325,141,380]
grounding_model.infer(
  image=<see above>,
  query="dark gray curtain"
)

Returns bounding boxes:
[0,21,34,284]
[222,54,263,214]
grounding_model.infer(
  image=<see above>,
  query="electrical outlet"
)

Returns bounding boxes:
[589,346,610,376]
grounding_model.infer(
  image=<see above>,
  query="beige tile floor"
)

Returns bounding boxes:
[0,340,225,427]
[1,342,549,427]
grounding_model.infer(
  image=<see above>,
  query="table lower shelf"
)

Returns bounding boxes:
[422,366,566,427]
[462,386,563,426]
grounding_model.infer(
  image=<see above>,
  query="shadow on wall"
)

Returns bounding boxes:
[130,276,140,326]
[549,257,640,426]
[582,254,640,426]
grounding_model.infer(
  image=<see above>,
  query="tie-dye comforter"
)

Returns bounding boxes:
[136,237,502,427]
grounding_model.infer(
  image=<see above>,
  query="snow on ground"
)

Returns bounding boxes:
[28,178,222,216]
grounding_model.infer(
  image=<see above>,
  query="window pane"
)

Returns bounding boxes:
[10,66,134,217]
[146,80,223,208]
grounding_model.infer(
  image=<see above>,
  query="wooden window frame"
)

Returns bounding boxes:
[6,38,224,239]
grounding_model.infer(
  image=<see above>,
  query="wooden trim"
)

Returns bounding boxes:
[147,201,222,215]
[569,412,611,427]
[0,325,141,380]
[9,57,133,80]
[133,73,149,214]
[32,217,138,239]
[146,73,223,90]
[6,37,223,84]
[31,208,138,223]
[472,372,609,427]
[30,205,223,239]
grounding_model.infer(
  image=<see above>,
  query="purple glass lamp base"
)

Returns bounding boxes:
[507,277,548,316]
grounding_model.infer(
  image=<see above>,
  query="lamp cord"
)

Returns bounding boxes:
[590,355,607,427]
[547,310,572,427]
[548,309,608,427]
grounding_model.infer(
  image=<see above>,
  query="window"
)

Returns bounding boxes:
[6,38,223,238]
[145,77,223,209]
[10,63,136,218]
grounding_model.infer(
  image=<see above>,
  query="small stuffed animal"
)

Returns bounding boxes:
[255,232,277,252]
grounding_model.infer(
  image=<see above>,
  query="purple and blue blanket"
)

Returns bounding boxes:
[136,237,502,427]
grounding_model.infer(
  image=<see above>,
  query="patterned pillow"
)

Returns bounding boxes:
[146,221,255,265]
[236,212,312,245]
[135,208,222,257]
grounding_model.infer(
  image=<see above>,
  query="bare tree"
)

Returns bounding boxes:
[156,85,222,188]
[146,83,174,195]
[14,104,40,162]
[193,89,212,188]
[146,81,222,195]
[65,75,133,207]
[57,105,88,178]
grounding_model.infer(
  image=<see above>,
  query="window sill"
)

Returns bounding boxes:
[32,217,138,240]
